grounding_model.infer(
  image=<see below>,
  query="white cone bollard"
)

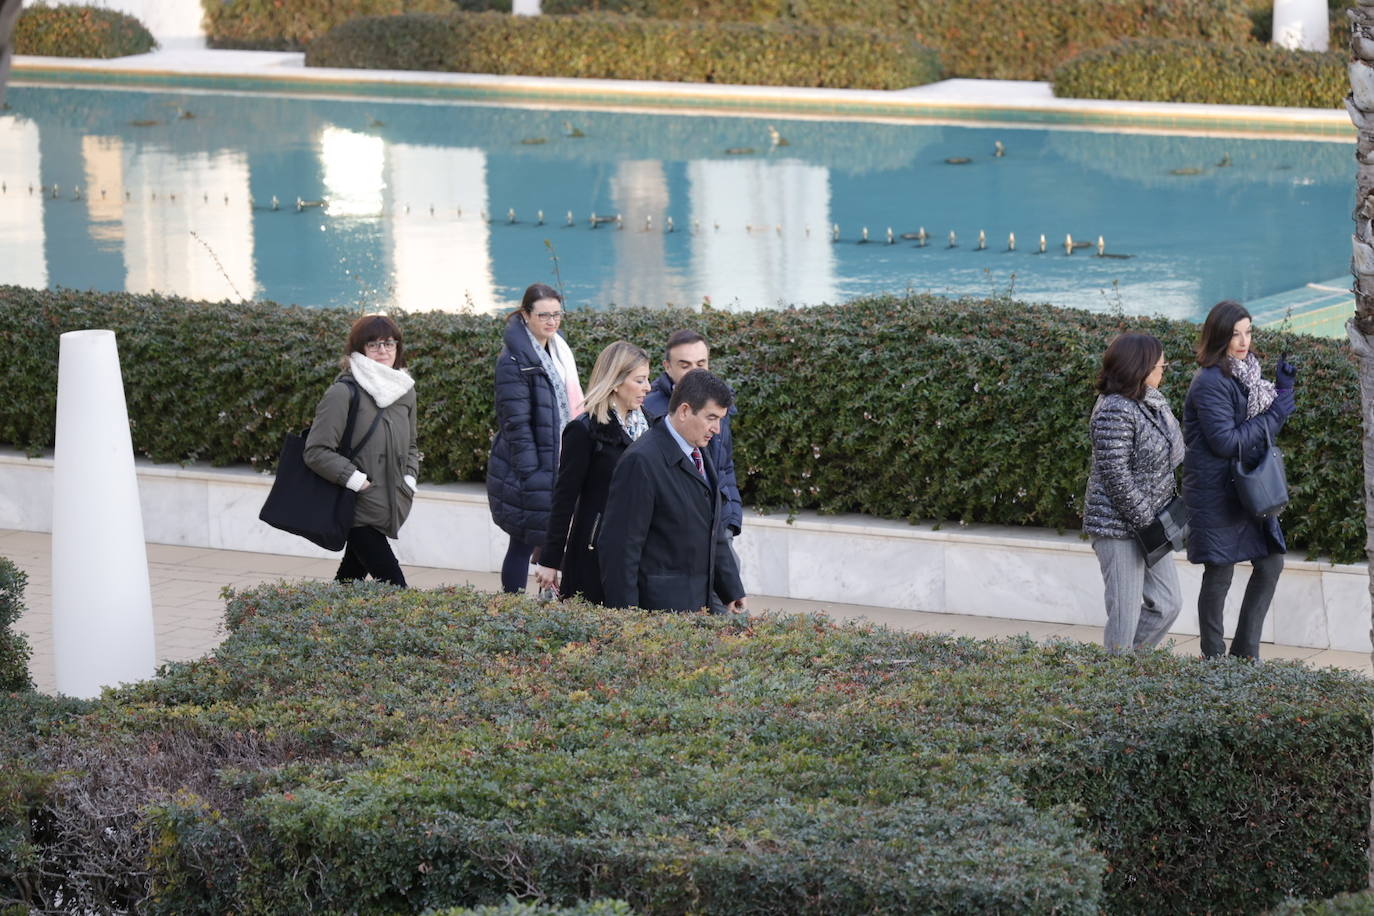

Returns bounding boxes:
[51,330,155,699]
[1272,0,1328,52]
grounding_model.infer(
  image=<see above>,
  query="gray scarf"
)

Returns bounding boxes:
[1227,353,1276,420]
[614,405,648,442]
[523,322,571,430]
[1141,386,1185,468]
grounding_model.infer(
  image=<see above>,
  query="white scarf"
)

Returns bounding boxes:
[348,351,414,408]
[548,331,585,418]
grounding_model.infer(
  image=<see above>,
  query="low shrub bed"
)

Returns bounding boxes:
[0,286,1362,562]
[202,0,470,52]
[12,3,155,58]
[305,11,941,90]
[1052,38,1347,107]
[541,0,1254,81]
[0,558,32,692]
[1,583,1369,912]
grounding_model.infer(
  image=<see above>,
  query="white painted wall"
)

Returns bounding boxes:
[92,0,205,48]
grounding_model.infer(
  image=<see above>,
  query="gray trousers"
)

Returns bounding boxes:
[1092,536,1182,653]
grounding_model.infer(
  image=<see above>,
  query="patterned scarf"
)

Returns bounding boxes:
[614,405,649,442]
[1141,386,1185,467]
[1227,353,1276,420]
[523,322,571,431]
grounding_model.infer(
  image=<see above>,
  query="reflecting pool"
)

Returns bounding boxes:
[0,83,1354,320]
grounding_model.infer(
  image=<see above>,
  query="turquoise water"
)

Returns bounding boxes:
[0,84,1354,320]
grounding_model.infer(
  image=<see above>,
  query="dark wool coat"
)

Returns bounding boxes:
[304,372,419,540]
[1182,366,1294,565]
[598,421,745,613]
[541,411,633,605]
[643,372,743,535]
[486,316,564,548]
[1082,393,1181,540]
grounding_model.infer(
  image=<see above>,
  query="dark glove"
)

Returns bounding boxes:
[1275,358,1297,390]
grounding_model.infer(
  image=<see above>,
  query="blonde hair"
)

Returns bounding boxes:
[583,341,650,424]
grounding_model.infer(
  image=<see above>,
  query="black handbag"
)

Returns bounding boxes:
[1232,426,1288,518]
[1134,493,1190,567]
[259,380,384,551]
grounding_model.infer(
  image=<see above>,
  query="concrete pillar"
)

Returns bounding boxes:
[51,330,155,699]
[1272,0,1328,52]
[512,0,540,15]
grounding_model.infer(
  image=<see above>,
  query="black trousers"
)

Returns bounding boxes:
[1198,552,1284,659]
[336,526,406,587]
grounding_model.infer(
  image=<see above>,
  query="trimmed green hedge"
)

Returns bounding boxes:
[2,583,1369,912]
[202,0,466,52]
[0,286,1363,562]
[1052,38,1347,107]
[12,3,156,58]
[1267,892,1374,915]
[0,559,31,693]
[541,0,1254,81]
[426,902,633,916]
[306,11,942,90]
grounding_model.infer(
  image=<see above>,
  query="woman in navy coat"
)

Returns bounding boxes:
[486,284,583,593]
[1182,300,1296,659]
[534,341,652,604]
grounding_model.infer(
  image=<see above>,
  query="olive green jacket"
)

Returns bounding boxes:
[304,371,419,539]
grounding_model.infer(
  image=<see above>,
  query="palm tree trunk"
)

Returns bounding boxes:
[1347,1,1374,889]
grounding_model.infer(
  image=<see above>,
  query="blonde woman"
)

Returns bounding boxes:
[535,341,651,603]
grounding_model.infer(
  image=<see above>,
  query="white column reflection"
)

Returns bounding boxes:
[121,148,254,301]
[0,116,48,288]
[604,159,686,308]
[82,136,125,244]
[321,126,384,218]
[386,144,495,312]
[687,158,836,310]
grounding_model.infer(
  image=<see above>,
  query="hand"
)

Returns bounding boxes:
[533,565,559,591]
[1275,358,1298,390]
[727,596,748,613]
[359,480,372,491]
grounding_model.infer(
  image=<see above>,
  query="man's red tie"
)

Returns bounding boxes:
[691,447,704,478]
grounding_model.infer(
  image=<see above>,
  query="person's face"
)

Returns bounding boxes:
[363,336,398,368]
[663,341,709,385]
[525,297,563,345]
[671,398,726,448]
[1227,317,1252,361]
[611,362,651,415]
[1145,353,1166,390]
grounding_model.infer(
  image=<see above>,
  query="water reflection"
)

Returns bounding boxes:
[0,86,1354,320]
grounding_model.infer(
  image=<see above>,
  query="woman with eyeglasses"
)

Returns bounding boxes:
[1082,332,1184,652]
[304,313,419,587]
[1182,300,1297,660]
[487,283,584,594]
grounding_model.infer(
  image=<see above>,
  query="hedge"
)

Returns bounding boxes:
[0,286,1363,562]
[202,0,471,52]
[1052,38,1347,108]
[1267,892,1374,915]
[305,11,942,90]
[12,3,155,58]
[427,902,633,916]
[540,0,1254,81]
[0,559,32,693]
[2,582,1370,912]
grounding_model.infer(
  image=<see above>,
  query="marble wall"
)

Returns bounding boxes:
[1,450,1367,652]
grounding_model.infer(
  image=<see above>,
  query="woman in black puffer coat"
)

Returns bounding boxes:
[1183,300,1296,660]
[486,284,583,593]
[534,341,651,604]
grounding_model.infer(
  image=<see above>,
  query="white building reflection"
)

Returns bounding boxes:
[603,159,688,308]
[386,144,496,312]
[687,158,836,310]
[0,116,48,289]
[119,147,255,302]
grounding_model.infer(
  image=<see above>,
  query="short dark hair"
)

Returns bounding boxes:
[665,328,706,359]
[1095,332,1161,401]
[520,283,562,313]
[669,369,733,413]
[1196,299,1254,374]
[346,313,405,369]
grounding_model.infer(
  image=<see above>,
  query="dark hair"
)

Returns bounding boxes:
[1095,332,1162,401]
[1196,299,1254,373]
[665,328,707,359]
[520,283,562,314]
[345,313,405,369]
[669,369,734,413]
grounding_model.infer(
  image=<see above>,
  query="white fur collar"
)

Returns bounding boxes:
[348,352,414,408]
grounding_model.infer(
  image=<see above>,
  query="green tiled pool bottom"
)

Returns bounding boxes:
[1248,278,1352,338]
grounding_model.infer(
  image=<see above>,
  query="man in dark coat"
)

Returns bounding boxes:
[599,370,746,613]
[642,329,742,536]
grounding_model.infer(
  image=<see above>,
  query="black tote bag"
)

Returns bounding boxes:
[1232,426,1288,518]
[259,381,380,551]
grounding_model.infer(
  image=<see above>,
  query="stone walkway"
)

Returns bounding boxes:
[4,528,1368,695]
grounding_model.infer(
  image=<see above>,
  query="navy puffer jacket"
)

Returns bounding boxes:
[486,315,564,547]
[1182,365,1294,566]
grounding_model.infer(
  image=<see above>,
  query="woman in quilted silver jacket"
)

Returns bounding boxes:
[1083,333,1184,652]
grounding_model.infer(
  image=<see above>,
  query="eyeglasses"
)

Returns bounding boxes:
[364,338,399,353]
[533,310,563,322]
